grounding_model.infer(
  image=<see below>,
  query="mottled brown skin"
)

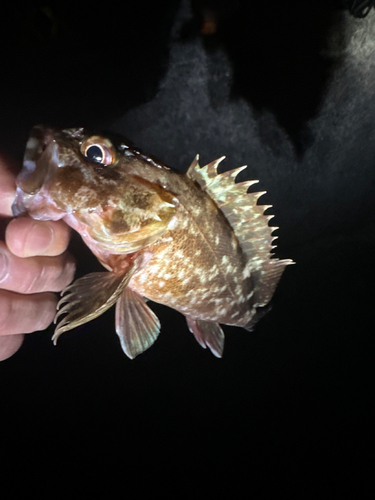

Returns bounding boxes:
[129,173,256,326]
[13,126,261,333]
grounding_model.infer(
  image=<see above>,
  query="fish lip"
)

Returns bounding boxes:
[17,125,56,196]
[23,125,54,166]
[11,188,28,216]
[12,125,57,217]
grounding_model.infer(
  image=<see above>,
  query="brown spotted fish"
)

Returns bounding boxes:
[12,126,293,358]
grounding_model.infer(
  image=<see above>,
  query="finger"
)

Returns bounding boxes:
[0,241,76,294]
[0,334,25,362]
[0,154,17,217]
[6,218,71,257]
[0,289,56,336]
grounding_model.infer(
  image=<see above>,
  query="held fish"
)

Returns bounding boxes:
[12,126,293,358]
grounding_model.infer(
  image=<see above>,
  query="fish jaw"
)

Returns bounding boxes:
[12,186,67,221]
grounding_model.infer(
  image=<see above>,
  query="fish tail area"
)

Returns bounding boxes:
[243,302,273,331]
[186,317,225,358]
[115,287,160,359]
[52,269,135,344]
[252,258,295,308]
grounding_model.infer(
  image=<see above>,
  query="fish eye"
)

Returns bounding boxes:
[85,144,109,164]
[80,136,116,166]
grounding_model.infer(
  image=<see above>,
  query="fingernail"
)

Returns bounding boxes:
[24,223,54,256]
[0,249,9,283]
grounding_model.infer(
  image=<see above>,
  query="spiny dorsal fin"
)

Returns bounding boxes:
[187,154,226,188]
[187,156,293,307]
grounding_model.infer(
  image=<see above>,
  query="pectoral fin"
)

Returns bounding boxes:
[186,318,225,358]
[115,288,160,359]
[52,265,137,344]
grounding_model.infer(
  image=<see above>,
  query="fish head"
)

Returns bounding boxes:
[13,126,177,253]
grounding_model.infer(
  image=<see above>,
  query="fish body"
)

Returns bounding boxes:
[13,126,293,358]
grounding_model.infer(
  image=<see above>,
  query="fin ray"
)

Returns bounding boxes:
[115,288,160,359]
[254,259,294,307]
[186,318,225,358]
[187,155,226,188]
[52,265,137,343]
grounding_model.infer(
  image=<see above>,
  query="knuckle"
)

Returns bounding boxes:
[19,252,75,294]
[52,252,76,291]
[32,296,56,331]
[45,220,71,256]
[0,292,14,333]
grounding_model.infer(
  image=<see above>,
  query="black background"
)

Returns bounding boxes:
[0,0,374,494]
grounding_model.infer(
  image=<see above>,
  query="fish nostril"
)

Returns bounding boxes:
[42,143,47,152]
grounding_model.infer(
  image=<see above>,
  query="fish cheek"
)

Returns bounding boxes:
[49,166,101,211]
[132,192,153,210]
[108,216,130,234]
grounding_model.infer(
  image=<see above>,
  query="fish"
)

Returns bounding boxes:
[12,125,293,358]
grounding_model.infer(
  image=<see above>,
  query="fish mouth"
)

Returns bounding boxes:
[11,188,28,216]
[24,125,51,164]
[18,125,55,193]
[11,125,54,217]
[11,126,65,220]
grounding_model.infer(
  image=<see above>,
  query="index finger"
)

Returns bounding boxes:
[0,154,17,217]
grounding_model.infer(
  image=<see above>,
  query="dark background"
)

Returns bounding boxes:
[0,0,374,493]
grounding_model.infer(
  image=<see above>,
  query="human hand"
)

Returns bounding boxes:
[0,153,75,361]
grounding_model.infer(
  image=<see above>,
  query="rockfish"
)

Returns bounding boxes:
[12,126,293,358]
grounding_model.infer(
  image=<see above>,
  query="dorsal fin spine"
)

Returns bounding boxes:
[186,156,293,307]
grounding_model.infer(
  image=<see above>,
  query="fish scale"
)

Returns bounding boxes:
[129,196,253,325]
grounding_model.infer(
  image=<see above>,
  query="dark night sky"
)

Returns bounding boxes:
[0,1,374,494]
